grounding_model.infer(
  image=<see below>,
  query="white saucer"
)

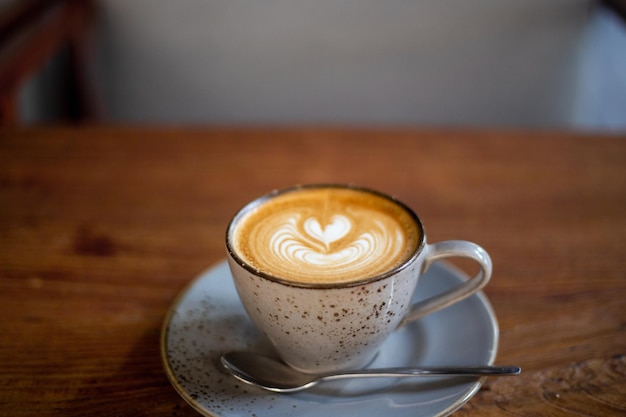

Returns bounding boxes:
[161,260,499,417]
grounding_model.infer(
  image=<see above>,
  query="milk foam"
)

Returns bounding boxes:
[232,187,420,284]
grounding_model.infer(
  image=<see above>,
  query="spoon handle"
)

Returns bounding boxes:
[323,365,521,381]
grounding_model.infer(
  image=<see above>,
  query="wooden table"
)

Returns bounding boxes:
[1,127,624,416]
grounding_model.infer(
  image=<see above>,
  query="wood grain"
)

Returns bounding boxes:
[0,127,625,416]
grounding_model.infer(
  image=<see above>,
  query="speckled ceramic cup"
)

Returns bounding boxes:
[226,184,492,374]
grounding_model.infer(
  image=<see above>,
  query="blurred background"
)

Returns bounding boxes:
[2,0,626,130]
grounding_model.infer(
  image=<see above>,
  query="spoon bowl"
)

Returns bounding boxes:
[221,351,521,393]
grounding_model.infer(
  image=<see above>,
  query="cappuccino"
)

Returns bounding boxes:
[229,185,421,284]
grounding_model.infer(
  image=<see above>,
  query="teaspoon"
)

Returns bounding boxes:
[221,351,521,393]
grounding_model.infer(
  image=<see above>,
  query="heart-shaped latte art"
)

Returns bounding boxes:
[303,215,351,250]
[267,213,404,273]
[234,187,418,283]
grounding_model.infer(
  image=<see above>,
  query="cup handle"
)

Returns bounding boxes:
[399,240,492,327]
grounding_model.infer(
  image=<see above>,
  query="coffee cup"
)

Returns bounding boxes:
[225,184,492,374]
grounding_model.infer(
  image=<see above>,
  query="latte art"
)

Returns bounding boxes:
[302,215,351,250]
[268,213,403,276]
[231,187,420,284]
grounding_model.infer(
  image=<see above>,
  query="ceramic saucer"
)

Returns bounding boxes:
[161,260,499,417]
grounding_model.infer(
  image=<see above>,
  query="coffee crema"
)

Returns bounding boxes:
[230,187,421,284]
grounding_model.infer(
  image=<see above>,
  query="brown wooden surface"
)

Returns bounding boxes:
[1,127,625,416]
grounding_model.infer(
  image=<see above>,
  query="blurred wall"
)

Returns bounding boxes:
[18,0,626,129]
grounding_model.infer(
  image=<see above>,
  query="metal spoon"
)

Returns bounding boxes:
[221,351,521,393]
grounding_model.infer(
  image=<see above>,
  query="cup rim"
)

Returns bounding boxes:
[225,184,425,289]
